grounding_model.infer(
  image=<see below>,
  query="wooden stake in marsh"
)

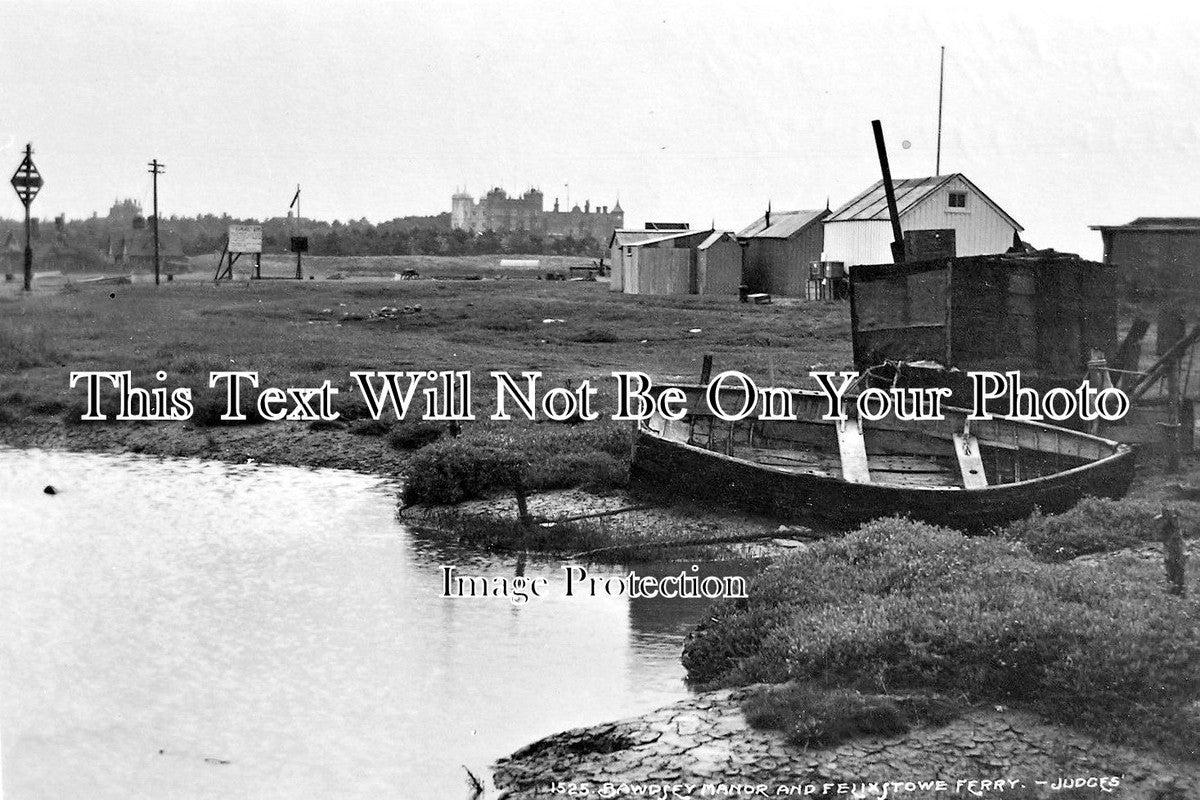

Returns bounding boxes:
[1162,505,1186,597]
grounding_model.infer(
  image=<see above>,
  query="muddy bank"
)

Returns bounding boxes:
[0,419,812,559]
[404,487,820,560]
[492,688,1199,798]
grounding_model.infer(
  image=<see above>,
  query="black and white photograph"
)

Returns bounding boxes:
[3,2,1200,797]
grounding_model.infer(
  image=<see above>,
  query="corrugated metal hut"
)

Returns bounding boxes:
[737,208,830,297]
[1089,217,1200,300]
[608,227,688,292]
[849,252,1116,382]
[824,174,1022,270]
[696,231,741,295]
[618,229,710,295]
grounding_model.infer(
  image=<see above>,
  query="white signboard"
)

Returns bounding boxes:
[228,225,263,254]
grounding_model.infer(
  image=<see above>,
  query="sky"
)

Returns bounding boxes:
[3,0,1199,258]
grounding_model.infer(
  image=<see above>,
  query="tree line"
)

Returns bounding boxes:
[0,210,604,260]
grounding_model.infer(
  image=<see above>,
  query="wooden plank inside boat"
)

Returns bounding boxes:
[836,418,872,484]
[953,433,989,489]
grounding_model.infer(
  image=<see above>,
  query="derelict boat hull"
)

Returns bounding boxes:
[631,384,1135,531]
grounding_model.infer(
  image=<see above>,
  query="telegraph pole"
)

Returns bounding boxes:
[148,159,165,285]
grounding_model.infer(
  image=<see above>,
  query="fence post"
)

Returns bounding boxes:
[1162,504,1186,597]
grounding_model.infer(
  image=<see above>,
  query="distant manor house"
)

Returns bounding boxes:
[451,187,622,243]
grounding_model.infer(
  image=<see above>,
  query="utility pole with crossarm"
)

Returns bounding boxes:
[148,159,165,285]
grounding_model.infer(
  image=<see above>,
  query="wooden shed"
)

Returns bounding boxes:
[618,229,716,295]
[737,209,829,297]
[849,252,1117,382]
[696,231,741,295]
[824,174,1022,270]
[1089,217,1200,301]
[608,227,690,292]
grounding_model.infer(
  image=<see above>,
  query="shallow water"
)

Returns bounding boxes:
[0,448,738,798]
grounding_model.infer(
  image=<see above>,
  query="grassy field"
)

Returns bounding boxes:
[181,252,601,281]
[0,271,853,482]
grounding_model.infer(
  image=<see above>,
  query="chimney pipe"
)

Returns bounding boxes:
[872,119,906,263]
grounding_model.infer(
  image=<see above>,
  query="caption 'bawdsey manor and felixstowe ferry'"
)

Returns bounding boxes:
[7,13,1200,798]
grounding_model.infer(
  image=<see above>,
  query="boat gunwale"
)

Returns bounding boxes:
[638,385,1135,495]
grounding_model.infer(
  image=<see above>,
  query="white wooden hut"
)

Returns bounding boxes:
[823,174,1022,270]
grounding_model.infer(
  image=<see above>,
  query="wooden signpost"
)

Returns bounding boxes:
[10,143,43,292]
[213,224,263,281]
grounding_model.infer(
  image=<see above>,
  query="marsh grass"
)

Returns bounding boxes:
[400,421,631,505]
[1001,496,1200,562]
[741,684,964,748]
[0,320,57,371]
[684,517,1200,760]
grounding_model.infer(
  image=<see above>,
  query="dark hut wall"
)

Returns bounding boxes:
[1033,262,1116,377]
[742,225,824,297]
[947,262,1039,371]
[1102,228,1200,299]
[851,256,1116,381]
[850,266,948,366]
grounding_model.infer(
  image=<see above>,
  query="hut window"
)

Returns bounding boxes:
[948,192,967,209]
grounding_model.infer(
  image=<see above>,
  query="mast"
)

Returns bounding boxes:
[936,46,945,175]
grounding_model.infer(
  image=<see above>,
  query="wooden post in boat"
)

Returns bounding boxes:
[1086,350,1112,436]
[871,120,906,264]
[689,354,714,446]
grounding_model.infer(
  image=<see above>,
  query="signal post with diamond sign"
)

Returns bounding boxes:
[10,143,43,292]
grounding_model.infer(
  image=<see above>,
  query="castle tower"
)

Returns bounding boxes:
[451,190,475,231]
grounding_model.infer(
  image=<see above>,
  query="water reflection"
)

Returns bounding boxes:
[0,448,750,799]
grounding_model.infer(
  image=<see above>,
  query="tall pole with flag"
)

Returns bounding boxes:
[289,184,302,279]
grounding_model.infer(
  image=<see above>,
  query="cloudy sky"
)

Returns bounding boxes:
[3,0,1198,257]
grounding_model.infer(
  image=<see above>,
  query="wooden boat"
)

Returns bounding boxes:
[631,383,1135,531]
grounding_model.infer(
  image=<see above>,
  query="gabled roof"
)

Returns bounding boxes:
[630,229,711,248]
[1090,217,1200,232]
[737,209,828,239]
[609,229,664,248]
[608,228,703,249]
[826,173,1022,231]
[698,231,737,250]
